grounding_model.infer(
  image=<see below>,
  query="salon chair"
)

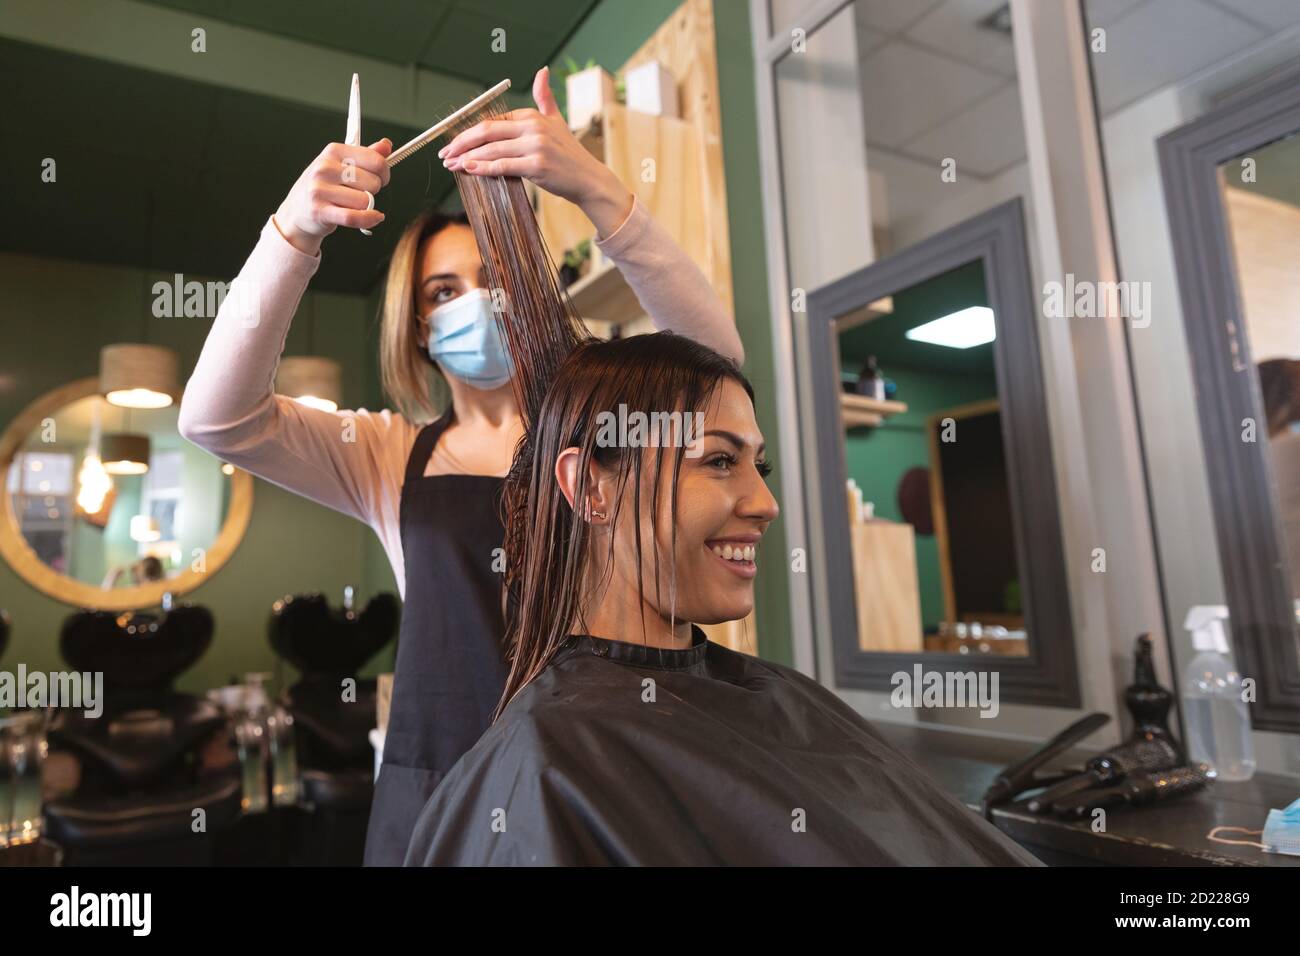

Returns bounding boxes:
[268,589,399,865]
[43,604,241,866]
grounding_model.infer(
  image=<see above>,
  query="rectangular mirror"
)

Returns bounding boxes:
[838,260,1029,657]
[1160,64,1300,730]
[1218,135,1300,605]
[807,200,1079,703]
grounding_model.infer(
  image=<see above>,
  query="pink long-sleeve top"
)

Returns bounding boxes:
[177,198,741,599]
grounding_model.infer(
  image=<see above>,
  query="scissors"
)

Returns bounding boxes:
[345,73,374,237]
[345,74,513,238]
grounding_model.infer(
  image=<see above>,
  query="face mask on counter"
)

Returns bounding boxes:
[425,288,515,390]
[1208,796,1300,856]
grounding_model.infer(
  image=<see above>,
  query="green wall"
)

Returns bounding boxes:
[0,247,398,696]
[551,0,793,663]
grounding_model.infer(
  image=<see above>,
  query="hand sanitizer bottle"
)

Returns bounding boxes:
[1182,606,1255,781]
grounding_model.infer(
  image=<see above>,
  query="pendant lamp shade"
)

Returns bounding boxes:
[100,344,178,408]
[276,356,342,413]
[101,433,151,475]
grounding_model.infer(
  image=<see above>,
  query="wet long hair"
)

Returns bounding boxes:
[495,333,753,720]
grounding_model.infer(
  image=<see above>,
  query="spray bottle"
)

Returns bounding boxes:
[1182,605,1255,781]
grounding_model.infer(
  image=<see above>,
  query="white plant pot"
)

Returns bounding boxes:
[624,61,678,118]
[565,66,615,131]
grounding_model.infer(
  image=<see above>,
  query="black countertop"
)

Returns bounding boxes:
[875,719,1300,867]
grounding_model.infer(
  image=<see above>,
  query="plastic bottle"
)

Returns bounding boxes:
[856,356,885,401]
[267,704,299,808]
[235,674,271,813]
[1182,606,1255,781]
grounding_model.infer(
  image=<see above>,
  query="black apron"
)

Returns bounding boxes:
[363,411,509,865]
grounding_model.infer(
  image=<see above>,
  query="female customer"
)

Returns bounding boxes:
[178,67,741,865]
[404,333,1043,866]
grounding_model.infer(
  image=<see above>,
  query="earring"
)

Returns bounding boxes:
[591,510,606,520]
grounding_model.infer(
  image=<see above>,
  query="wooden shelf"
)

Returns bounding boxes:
[836,296,895,331]
[840,393,907,429]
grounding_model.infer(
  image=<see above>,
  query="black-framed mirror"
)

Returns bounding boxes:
[806,198,1079,706]
[1158,64,1300,732]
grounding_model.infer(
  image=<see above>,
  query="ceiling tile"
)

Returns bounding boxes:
[905,0,1018,77]
[859,39,1004,148]
[854,0,945,36]
[1083,0,1149,26]
[1089,0,1265,114]
[856,26,888,58]
[1204,0,1300,30]
[903,83,1025,176]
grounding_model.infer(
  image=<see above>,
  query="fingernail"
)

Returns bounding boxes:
[437,146,447,158]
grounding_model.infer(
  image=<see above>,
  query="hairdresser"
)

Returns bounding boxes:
[178,66,742,865]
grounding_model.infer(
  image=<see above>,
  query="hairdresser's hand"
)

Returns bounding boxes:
[438,66,634,239]
[273,138,393,255]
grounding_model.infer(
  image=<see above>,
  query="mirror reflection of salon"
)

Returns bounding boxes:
[836,260,1027,657]
[1218,132,1300,608]
[4,397,232,591]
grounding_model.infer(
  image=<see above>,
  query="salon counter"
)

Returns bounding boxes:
[875,720,1300,867]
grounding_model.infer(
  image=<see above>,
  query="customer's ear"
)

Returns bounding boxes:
[555,447,612,524]
[555,447,580,508]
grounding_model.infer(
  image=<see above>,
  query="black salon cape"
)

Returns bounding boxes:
[404,627,1043,866]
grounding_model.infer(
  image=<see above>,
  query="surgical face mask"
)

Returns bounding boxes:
[1262,797,1300,855]
[425,288,514,390]
[1208,796,1300,856]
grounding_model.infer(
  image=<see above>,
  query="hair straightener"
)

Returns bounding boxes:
[981,712,1110,821]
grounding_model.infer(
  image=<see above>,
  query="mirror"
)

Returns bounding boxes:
[1158,64,1300,729]
[0,378,253,610]
[838,260,1027,657]
[807,200,1079,704]
[1218,133,1300,609]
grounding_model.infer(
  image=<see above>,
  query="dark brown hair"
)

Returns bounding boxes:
[439,96,588,431]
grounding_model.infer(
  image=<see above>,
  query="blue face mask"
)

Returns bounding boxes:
[1209,795,1300,856]
[1261,796,1300,856]
[425,288,514,390]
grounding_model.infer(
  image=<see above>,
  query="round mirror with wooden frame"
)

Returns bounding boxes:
[0,377,252,611]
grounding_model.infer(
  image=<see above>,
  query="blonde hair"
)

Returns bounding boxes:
[378,208,471,423]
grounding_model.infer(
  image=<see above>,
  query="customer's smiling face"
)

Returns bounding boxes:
[606,378,779,627]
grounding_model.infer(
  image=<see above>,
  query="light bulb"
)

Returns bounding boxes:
[76,452,113,514]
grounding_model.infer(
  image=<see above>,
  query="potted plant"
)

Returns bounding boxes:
[560,238,593,287]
